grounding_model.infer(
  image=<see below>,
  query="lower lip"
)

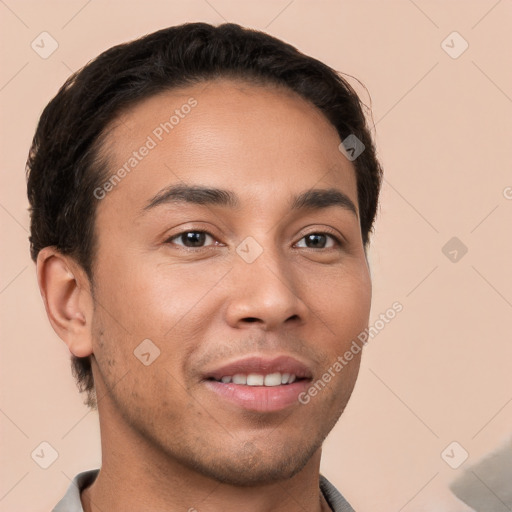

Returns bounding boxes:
[204,379,311,412]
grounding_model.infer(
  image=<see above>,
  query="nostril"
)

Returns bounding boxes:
[243,318,259,323]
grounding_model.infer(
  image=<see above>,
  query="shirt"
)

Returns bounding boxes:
[51,469,355,511]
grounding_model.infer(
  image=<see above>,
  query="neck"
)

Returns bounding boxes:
[81,399,331,512]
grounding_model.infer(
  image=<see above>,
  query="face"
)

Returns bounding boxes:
[88,78,372,485]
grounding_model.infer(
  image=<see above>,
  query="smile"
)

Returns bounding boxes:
[211,372,299,386]
[202,355,313,412]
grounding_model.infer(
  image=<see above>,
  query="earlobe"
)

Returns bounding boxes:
[36,247,94,358]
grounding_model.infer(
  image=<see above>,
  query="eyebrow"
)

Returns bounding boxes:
[143,184,358,217]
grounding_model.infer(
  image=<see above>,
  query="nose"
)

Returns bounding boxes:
[224,243,308,331]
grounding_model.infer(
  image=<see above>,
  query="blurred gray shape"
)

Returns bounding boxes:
[450,437,512,512]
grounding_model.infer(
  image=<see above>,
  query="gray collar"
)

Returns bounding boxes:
[52,469,355,512]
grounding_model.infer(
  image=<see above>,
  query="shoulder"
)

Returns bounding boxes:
[51,468,99,512]
[320,474,356,512]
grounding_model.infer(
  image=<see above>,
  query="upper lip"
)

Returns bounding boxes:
[203,355,314,381]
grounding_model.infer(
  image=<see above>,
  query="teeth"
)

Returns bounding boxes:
[232,374,247,385]
[264,373,282,387]
[218,372,298,386]
[247,373,264,386]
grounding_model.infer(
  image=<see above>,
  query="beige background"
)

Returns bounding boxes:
[1,1,511,511]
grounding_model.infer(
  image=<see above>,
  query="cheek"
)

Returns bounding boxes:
[90,255,228,383]
[342,277,372,335]
[306,263,372,344]
[94,250,222,332]
[90,303,189,410]
[90,311,127,389]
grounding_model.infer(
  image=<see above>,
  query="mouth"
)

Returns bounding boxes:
[207,372,304,386]
[202,355,313,412]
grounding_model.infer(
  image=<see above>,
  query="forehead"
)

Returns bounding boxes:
[96,78,358,217]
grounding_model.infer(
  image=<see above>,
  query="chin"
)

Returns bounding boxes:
[183,436,322,487]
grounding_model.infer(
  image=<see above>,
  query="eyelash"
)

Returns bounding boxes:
[165,229,343,251]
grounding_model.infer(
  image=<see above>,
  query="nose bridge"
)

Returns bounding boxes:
[225,233,305,329]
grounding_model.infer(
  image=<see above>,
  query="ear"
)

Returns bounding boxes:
[36,247,94,358]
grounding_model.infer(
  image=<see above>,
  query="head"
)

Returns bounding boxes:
[27,22,382,484]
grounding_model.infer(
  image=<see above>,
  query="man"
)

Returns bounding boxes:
[27,22,383,512]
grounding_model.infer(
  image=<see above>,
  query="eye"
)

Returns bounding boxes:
[165,230,342,250]
[295,232,341,249]
[166,230,218,248]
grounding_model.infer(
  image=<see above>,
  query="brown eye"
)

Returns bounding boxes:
[295,233,340,249]
[167,231,216,248]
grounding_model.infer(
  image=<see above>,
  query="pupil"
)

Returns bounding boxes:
[307,234,326,248]
[183,232,205,247]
